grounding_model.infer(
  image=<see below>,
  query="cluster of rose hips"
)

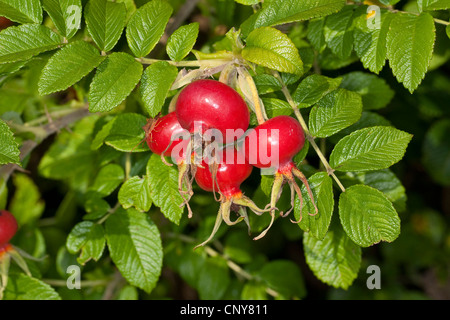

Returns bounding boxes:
[145,79,317,248]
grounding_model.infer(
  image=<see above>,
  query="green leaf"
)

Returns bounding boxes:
[42,0,82,39]
[303,227,361,289]
[85,0,127,52]
[117,285,139,300]
[318,47,359,70]
[146,153,184,225]
[91,113,148,152]
[418,0,450,11]
[422,119,450,186]
[292,74,342,109]
[83,195,111,220]
[105,207,163,293]
[4,273,61,300]
[323,5,359,60]
[253,73,282,94]
[126,0,173,58]
[260,97,292,118]
[386,12,436,93]
[38,41,106,95]
[0,119,20,165]
[258,260,306,299]
[66,221,105,265]
[88,163,124,197]
[242,27,303,75]
[38,116,98,188]
[294,172,334,240]
[118,176,152,212]
[339,184,401,247]
[0,24,61,64]
[309,88,362,138]
[307,18,327,53]
[9,173,45,226]
[140,61,178,117]
[339,71,394,110]
[88,52,143,113]
[329,111,392,145]
[353,9,394,74]
[166,22,199,61]
[234,0,259,4]
[241,282,268,300]
[349,169,407,212]
[240,0,345,36]
[197,256,230,300]
[329,126,413,172]
[0,0,43,24]
[0,61,28,86]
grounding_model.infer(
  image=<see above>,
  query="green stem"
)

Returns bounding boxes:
[43,278,111,287]
[137,57,233,68]
[96,202,120,225]
[271,71,346,192]
[125,153,131,181]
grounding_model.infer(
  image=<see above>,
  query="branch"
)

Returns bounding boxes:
[0,106,90,181]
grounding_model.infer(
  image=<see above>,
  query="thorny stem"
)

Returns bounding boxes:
[271,71,346,193]
[167,233,280,298]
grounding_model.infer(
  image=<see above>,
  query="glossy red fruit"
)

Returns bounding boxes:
[242,116,316,241]
[0,17,13,30]
[193,146,267,249]
[243,115,305,170]
[145,112,190,159]
[195,146,252,198]
[0,210,18,248]
[175,79,250,143]
[144,112,194,217]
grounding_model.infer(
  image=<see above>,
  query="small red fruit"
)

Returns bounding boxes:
[194,146,267,248]
[144,112,194,217]
[244,115,305,169]
[243,116,317,240]
[0,17,13,30]
[0,210,18,248]
[145,112,189,158]
[195,147,252,198]
[175,79,250,143]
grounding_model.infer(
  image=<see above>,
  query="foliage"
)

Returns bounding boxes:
[0,0,449,300]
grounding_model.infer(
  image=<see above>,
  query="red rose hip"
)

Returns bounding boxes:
[242,116,317,240]
[175,79,250,143]
[0,210,18,248]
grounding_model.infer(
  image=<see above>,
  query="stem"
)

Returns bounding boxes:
[137,57,232,69]
[26,105,85,126]
[43,279,111,287]
[97,202,121,225]
[0,106,90,182]
[271,71,346,192]
[124,153,131,181]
